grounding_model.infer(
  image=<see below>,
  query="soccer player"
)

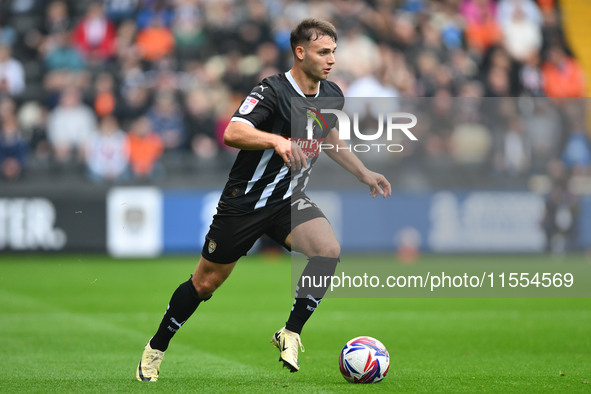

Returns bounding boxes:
[136,17,391,381]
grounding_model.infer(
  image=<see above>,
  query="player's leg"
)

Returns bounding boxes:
[149,257,236,351]
[287,216,340,257]
[267,196,340,372]
[284,217,340,333]
[137,201,266,381]
[137,257,236,381]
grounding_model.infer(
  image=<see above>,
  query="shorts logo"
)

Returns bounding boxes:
[208,240,217,254]
[239,97,259,115]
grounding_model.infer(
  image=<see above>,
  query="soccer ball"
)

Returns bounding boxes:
[339,336,389,383]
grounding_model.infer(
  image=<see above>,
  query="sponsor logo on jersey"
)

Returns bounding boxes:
[306,107,328,134]
[285,136,325,159]
[251,91,265,100]
[239,97,259,115]
[208,240,217,254]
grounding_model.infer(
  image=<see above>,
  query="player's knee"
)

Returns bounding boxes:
[319,243,340,259]
[191,275,220,298]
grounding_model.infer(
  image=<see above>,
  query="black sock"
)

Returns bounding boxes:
[285,256,339,335]
[149,278,209,351]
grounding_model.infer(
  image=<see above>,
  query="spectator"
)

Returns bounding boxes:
[379,46,417,96]
[42,25,91,101]
[236,17,272,55]
[501,3,542,62]
[542,44,586,98]
[92,72,118,118]
[256,41,282,70]
[184,89,218,160]
[537,0,556,15]
[135,17,175,62]
[115,19,139,62]
[126,116,164,180]
[561,119,591,174]
[104,0,139,23]
[485,66,511,96]
[0,94,16,119]
[44,31,86,71]
[430,0,464,50]
[119,56,148,92]
[345,73,399,121]
[115,85,151,127]
[461,0,497,25]
[391,13,421,59]
[43,0,72,33]
[336,25,380,79]
[523,98,561,172]
[85,115,129,183]
[136,0,175,31]
[147,90,185,150]
[172,0,206,59]
[0,115,27,181]
[497,0,543,29]
[543,179,578,254]
[449,122,492,165]
[464,2,503,55]
[25,0,72,57]
[517,51,544,96]
[47,87,96,164]
[71,2,117,63]
[493,116,531,176]
[0,45,25,96]
[9,0,45,15]
[415,50,440,96]
[449,48,478,86]
[0,14,17,47]
[419,20,446,57]
[542,158,578,253]
[17,101,51,163]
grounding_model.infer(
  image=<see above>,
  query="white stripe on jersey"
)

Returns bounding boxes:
[245,149,274,194]
[230,117,255,127]
[286,71,320,98]
[283,165,312,199]
[255,163,289,209]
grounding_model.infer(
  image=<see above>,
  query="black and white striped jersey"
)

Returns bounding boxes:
[220,71,344,211]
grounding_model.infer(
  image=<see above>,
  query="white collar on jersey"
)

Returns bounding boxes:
[285,70,320,98]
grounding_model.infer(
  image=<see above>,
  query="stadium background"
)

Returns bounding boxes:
[0,0,590,256]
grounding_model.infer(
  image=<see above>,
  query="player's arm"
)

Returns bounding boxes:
[226,82,308,169]
[323,128,391,198]
[224,121,308,170]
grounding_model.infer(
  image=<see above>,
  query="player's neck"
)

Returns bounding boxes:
[289,68,319,95]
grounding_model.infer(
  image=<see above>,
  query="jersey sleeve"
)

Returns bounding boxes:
[331,81,345,111]
[231,83,276,129]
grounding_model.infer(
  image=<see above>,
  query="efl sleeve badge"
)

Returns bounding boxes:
[239,97,259,115]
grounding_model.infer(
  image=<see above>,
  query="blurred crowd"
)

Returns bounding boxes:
[0,0,588,190]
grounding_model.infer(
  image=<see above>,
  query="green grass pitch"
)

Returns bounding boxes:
[0,254,589,393]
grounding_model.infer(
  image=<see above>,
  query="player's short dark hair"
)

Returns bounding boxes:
[290,18,337,54]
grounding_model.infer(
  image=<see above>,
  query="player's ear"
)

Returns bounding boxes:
[295,45,306,61]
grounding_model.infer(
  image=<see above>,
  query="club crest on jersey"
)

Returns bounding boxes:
[239,97,259,115]
[208,240,217,254]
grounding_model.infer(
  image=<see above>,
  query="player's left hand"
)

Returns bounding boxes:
[358,171,391,199]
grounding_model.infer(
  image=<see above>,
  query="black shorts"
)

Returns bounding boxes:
[202,193,325,264]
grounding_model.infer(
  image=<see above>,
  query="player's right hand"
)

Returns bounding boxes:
[274,136,308,170]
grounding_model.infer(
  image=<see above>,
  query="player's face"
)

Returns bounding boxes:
[302,35,336,82]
